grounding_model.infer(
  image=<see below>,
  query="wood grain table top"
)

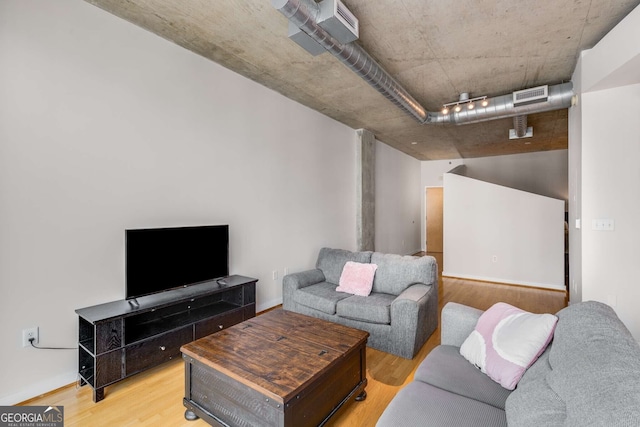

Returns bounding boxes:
[181,309,369,404]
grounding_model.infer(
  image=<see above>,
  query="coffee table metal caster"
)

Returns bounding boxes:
[185,409,199,421]
[355,390,367,401]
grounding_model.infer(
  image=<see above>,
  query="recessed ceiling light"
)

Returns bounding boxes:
[411,142,418,145]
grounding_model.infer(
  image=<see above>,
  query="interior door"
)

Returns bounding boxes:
[426,187,444,253]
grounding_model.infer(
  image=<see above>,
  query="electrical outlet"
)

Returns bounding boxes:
[23,327,39,347]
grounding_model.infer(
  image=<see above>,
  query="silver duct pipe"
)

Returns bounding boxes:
[272,0,428,122]
[426,82,574,125]
[273,0,574,127]
[513,115,528,137]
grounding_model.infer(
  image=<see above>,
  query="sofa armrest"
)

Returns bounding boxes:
[389,283,438,358]
[283,269,325,290]
[441,302,483,347]
[391,284,432,330]
[393,283,431,306]
[282,269,326,311]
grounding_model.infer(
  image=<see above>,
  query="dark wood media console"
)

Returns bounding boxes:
[75,275,257,402]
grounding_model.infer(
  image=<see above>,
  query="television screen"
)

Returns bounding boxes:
[125,225,229,300]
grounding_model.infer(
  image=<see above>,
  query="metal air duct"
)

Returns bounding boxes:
[510,115,534,139]
[272,0,428,123]
[272,0,574,127]
[427,82,573,125]
[513,115,528,137]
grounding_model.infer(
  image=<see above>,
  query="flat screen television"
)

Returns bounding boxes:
[125,225,229,300]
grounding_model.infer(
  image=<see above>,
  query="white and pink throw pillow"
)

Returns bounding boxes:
[459,302,558,390]
[335,261,378,297]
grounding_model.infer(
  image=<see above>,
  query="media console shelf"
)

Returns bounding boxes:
[76,275,257,402]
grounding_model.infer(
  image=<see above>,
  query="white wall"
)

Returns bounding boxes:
[420,151,568,252]
[375,140,422,255]
[568,57,584,304]
[421,159,465,188]
[0,0,364,404]
[569,4,640,340]
[581,84,640,335]
[443,173,565,290]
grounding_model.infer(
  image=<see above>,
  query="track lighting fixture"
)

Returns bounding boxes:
[441,94,488,115]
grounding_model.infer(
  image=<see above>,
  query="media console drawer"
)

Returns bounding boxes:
[126,326,192,375]
[194,308,244,339]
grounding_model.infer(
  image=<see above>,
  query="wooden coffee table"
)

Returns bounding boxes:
[181,309,369,426]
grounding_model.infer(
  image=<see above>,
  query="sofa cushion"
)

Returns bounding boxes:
[335,261,377,296]
[506,301,640,426]
[293,282,350,315]
[375,380,507,427]
[316,248,372,285]
[416,345,512,410]
[516,345,552,388]
[549,301,640,425]
[505,372,565,426]
[370,253,435,295]
[459,302,557,390]
[505,348,566,427]
[336,293,395,324]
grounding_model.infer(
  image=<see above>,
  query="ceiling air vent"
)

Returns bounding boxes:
[318,0,359,44]
[288,21,325,56]
[513,85,549,106]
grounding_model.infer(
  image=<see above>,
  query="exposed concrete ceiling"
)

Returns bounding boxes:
[84,0,639,160]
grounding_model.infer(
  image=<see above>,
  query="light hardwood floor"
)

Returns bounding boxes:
[21,262,566,427]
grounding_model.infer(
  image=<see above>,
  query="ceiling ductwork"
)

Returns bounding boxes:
[286,0,359,56]
[513,85,549,106]
[510,115,533,139]
[273,0,574,129]
[317,0,359,44]
[513,115,529,137]
[429,83,574,125]
[272,0,429,122]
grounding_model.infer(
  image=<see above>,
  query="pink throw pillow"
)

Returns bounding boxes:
[459,302,558,390]
[336,262,377,296]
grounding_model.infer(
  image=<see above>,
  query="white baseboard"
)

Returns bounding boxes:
[257,297,283,313]
[0,371,77,406]
[442,272,565,291]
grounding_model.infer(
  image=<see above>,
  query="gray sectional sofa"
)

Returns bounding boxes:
[377,300,640,426]
[282,247,438,359]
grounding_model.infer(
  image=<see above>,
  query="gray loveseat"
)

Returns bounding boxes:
[282,247,438,359]
[377,300,640,426]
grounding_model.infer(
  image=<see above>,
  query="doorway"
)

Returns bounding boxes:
[426,187,444,270]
